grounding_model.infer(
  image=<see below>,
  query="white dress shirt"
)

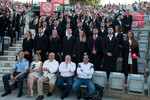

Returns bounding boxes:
[43,59,59,79]
[115,33,118,37]
[59,62,76,77]
[107,35,113,41]
[77,62,94,79]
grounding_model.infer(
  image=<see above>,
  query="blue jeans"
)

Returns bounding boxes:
[2,72,28,92]
[72,78,95,99]
[56,76,74,96]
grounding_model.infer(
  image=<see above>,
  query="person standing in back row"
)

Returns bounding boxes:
[34,27,48,62]
[88,28,103,71]
[102,26,119,76]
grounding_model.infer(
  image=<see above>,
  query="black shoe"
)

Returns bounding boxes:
[1,90,11,97]
[77,95,82,99]
[84,98,89,100]
[17,91,23,97]
[60,93,68,99]
[36,95,44,100]
[47,92,52,97]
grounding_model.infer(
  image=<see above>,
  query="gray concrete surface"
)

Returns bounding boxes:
[0,88,122,100]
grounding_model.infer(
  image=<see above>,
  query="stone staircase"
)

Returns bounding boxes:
[0,9,35,91]
[0,36,24,91]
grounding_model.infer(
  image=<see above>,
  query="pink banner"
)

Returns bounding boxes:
[51,0,63,4]
[132,21,144,28]
[40,2,54,16]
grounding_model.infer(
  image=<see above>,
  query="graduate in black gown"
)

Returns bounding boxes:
[75,30,87,64]
[35,19,42,35]
[34,27,48,62]
[98,21,108,38]
[7,14,16,46]
[88,28,103,71]
[102,26,119,76]
[114,25,124,58]
[22,31,34,64]
[123,9,133,34]
[47,29,61,62]
[61,28,76,61]
[122,30,139,77]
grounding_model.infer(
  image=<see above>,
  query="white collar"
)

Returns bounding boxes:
[93,35,98,38]
[39,33,44,36]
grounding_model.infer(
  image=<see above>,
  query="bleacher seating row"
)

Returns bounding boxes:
[93,71,150,97]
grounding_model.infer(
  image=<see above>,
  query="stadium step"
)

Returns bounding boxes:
[0,56,16,61]
[0,61,15,67]
[8,47,22,51]
[4,51,19,56]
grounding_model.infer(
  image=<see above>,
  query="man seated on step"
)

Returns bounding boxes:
[36,52,59,100]
[72,54,95,100]
[1,51,29,97]
[56,55,76,99]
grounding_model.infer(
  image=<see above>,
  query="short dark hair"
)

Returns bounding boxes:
[108,26,113,29]
[18,51,24,55]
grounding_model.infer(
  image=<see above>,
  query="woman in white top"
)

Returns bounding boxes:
[27,54,43,98]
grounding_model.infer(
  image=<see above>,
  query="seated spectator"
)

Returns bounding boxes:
[1,51,29,97]
[26,54,43,98]
[36,52,59,100]
[72,54,95,100]
[57,55,76,99]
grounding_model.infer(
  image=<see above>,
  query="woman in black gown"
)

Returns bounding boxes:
[114,25,124,58]
[22,31,34,64]
[47,29,61,62]
[122,30,139,82]
[7,14,16,46]
[75,30,87,64]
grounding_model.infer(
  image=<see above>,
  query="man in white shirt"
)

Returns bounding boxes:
[56,55,76,99]
[36,53,59,100]
[72,54,95,100]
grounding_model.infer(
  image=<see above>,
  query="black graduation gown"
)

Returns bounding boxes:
[88,36,103,71]
[98,28,108,38]
[123,15,133,33]
[75,38,87,64]
[49,25,62,37]
[35,24,42,35]
[22,38,34,64]
[43,27,50,37]
[48,36,61,62]
[122,40,140,76]
[112,19,124,32]
[114,33,124,57]
[34,34,48,62]
[102,36,119,76]
[73,27,85,38]
[62,36,76,61]
[0,15,4,37]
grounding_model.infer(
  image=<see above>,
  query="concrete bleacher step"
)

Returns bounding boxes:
[0,61,15,67]
[4,51,19,56]
[0,56,16,61]
[12,44,22,47]
[15,41,23,44]
[0,67,12,74]
[9,47,22,51]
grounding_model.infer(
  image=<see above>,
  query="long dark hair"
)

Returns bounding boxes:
[26,30,32,37]
[114,25,121,33]
[126,30,138,50]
